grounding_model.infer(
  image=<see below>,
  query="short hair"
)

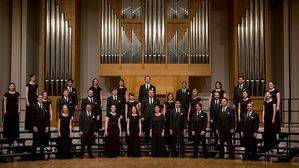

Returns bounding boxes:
[129,92,135,97]
[181,81,187,85]
[144,75,151,80]
[196,103,202,108]
[221,97,228,102]
[30,73,36,78]
[175,100,181,103]
[238,75,245,79]
[67,79,74,83]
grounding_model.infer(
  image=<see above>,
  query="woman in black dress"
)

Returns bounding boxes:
[187,89,202,141]
[25,74,38,131]
[57,105,73,159]
[262,91,277,153]
[89,78,103,129]
[42,92,53,122]
[163,93,175,146]
[267,81,281,134]
[104,105,121,157]
[150,105,165,157]
[117,79,127,133]
[3,83,20,143]
[127,106,142,157]
[209,81,226,106]
[237,91,252,145]
[125,93,138,120]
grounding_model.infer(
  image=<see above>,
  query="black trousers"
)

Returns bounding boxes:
[32,130,48,159]
[219,131,235,159]
[80,133,95,157]
[244,135,257,160]
[143,119,151,143]
[171,131,185,156]
[193,133,207,157]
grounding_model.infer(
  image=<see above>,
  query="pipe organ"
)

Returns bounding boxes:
[45,0,73,96]
[167,0,189,19]
[237,0,265,96]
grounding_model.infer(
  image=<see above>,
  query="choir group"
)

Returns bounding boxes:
[2,75,281,161]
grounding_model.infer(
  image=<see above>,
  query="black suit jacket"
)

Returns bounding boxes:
[241,111,259,137]
[66,87,78,106]
[176,88,191,108]
[31,103,50,130]
[216,107,235,132]
[56,97,74,115]
[169,108,186,132]
[106,96,122,115]
[81,97,100,117]
[233,84,249,106]
[79,110,96,133]
[141,98,160,120]
[210,99,221,121]
[138,84,156,103]
[191,111,207,133]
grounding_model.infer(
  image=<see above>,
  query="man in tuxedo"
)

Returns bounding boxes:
[216,98,235,159]
[81,89,101,130]
[241,102,259,160]
[79,104,96,158]
[138,76,156,103]
[57,89,74,116]
[169,100,186,157]
[141,89,160,143]
[176,81,191,120]
[209,91,221,144]
[191,103,208,158]
[66,79,78,116]
[233,76,249,109]
[31,94,50,160]
[106,89,122,117]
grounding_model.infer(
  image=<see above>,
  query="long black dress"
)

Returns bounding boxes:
[151,114,165,157]
[117,87,127,131]
[57,115,73,159]
[3,92,20,140]
[90,85,103,128]
[268,89,281,133]
[164,101,175,146]
[127,114,141,157]
[105,113,120,157]
[25,83,38,131]
[263,100,277,152]
[188,97,202,141]
[43,99,52,142]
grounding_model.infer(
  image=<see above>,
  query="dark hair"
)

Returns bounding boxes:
[129,92,135,97]
[131,105,138,113]
[67,79,74,83]
[221,97,228,102]
[85,103,92,108]
[30,73,36,78]
[144,75,151,80]
[215,81,222,89]
[238,75,245,79]
[166,93,174,100]
[268,81,275,87]
[196,103,202,108]
[92,78,99,86]
[175,100,181,103]
[181,81,187,85]
[8,82,16,91]
[154,105,161,109]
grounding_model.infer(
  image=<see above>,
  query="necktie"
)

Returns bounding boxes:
[150,98,153,104]
[114,96,116,101]
[39,103,42,109]
[182,89,185,93]
[90,98,93,103]
[146,84,149,89]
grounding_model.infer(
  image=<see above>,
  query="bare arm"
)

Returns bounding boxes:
[104,117,109,133]
[57,119,61,135]
[127,118,130,133]
[100,90,103,107]
[3,97,7,114]
[272,104,277,123]
[276,92,281,110]
[118,118,122,134]
[18,96,21,113]
[238,102,241,121]
[262,105,265,123]
[208,93,213,108]
[25,86,29,105]
[69,118,73,135]
[49,103,53,121]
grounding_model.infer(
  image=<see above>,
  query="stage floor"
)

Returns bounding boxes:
[0,158,299,168]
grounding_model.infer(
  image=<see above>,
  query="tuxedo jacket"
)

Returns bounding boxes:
[65,87,78,106]
[176,88,191,108]
[31,103,50,130]
[141,98,160,120]
[241,110,259,137]
[210,99,221,121]
[233,84,249,106]
[169,108,186,132]
[106,96,123,116]
[138,84,156,103]
[56,96,74,115]
[79,110,96,133]
[191,111,207,133]
[216,107,235,132]
[81,97,100,116]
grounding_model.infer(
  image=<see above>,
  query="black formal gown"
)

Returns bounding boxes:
[3,92,20,140]
[269,89,281,133]
[164,101,175,146]
[105,113,120,157]
[151,114,165,157]
[263,100,277,152]
[118,87,127,131]
[90,85,103,128]
[126,101,138,117]
[127,114,141,157]
[25,83,38,131]
[188,97,202,141]
[57,115,73,159]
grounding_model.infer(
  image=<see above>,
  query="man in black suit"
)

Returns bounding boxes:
[141,89,160,143]
[216,98,235,159]
[191,103,208,158]
[209,91,221,144]
[79,104,96,158]
[169,100,186,157]
[31,94,50,160]
[81,89,101,130]
[233,76,249,109]
[66,79,78,116]
[106,89,123,117]
[57,89,74,116]
[138,76,156,103]
[175,81,191,120]
[241,102,259,160]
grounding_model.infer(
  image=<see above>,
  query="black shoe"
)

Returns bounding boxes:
[89,155,95,159]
